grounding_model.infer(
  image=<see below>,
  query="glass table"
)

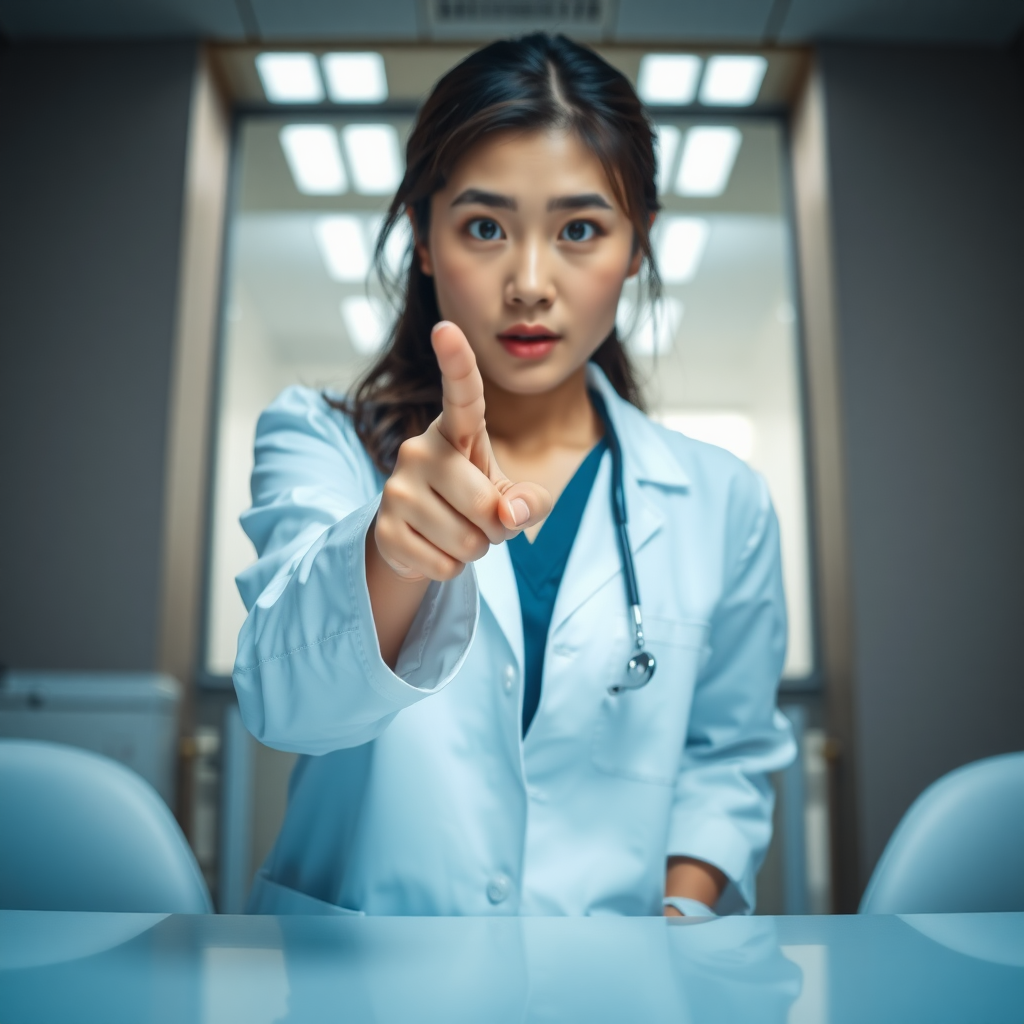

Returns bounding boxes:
[1,910,1021,1023]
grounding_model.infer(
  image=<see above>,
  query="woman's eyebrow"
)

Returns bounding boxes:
[450,188,516,210]
[547,193,613,212]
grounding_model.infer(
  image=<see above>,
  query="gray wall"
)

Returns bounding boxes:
[0,41,198,670]
[820,42,1024,894]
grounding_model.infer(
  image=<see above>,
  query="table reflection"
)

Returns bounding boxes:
[197,915,802,1023]
[1,911,1021,1024]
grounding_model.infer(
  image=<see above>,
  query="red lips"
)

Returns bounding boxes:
[497,323,561,341]
[497,323,561,360]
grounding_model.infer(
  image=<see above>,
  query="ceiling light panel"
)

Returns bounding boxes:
[315,215,371,282]
[657,217,710,283]
[341,124,404,195]
[676,126,742,197]
[655,125,682,196]
[256,53,325,104]
[322,52,389,103]
[279,125,347,195]
[342,297,391,355]
[699,55,768,106]
[637,54,702,105]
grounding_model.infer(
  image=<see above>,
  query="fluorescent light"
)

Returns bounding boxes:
[341,296,391,355]
[637,54,702,105]
[656,217,710,283]
[657,411,755,461]
[255,53,324,104]
[654,125,681,196]
[341,124,403,196]
[617,296,683,356]
[315,215,371,282]
[279,125,347,195]
[676,126,742,197]
[322,52,388,103]
[699,55,768,106]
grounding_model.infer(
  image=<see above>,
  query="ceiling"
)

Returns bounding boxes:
[0,0,1021,46]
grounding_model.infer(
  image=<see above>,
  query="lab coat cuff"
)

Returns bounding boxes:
[663,897,717,918]
[667,815,756,915]
[350,498,479,704]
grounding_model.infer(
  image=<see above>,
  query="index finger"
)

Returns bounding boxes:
[432,321,485,457]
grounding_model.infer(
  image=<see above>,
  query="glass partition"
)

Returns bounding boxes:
[205,112,813,684]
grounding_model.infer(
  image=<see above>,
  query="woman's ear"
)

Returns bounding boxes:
[406,207,434,277]
[627,212,657,279]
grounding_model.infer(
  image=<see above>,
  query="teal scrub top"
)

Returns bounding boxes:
[508,437,609,736]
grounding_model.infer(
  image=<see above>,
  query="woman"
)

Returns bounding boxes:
[234,34,794,918]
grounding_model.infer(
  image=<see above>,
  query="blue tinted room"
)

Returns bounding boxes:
[0,0,1022,1020]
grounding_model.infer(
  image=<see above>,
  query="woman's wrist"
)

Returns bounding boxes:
[665,855,727,908]
[365,523,432,669]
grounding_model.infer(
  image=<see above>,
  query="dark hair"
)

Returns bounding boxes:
[335,33,660,474]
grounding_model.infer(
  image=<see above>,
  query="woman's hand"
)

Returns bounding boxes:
[366,321,552,667]
[374,321,553,582]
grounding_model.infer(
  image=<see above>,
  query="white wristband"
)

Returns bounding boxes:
[663,896,717,918]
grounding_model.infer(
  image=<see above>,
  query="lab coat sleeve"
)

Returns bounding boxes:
[666,469,796,914]
[231,387,479,755]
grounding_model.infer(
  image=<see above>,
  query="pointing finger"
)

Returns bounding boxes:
[432,321,486,458]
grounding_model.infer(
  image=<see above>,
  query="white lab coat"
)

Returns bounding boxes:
[233,365,795,917]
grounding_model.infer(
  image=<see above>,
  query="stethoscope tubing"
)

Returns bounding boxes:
[590,391,656,693]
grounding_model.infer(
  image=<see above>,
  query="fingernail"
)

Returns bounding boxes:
[509,498,530,526]
[433,321,453,334]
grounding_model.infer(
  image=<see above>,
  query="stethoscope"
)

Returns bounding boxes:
[590,391,657,695]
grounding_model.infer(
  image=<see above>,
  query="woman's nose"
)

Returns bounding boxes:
[506,236,556,308]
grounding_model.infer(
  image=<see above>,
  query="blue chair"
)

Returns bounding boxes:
[860,752,1024,914]
[0,739,212,913]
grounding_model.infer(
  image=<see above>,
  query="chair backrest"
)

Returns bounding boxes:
[0,739,212,913]
[860,752,1024,914]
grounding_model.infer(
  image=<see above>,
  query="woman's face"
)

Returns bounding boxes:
[416,129,643,396]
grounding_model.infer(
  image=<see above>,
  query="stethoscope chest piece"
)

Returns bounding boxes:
[609,648,656,695]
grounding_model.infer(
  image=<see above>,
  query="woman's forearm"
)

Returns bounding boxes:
[664,856,727,915]
[365,527,432,669]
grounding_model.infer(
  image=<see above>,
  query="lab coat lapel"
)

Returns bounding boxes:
[548,457,663,635]
[475,540,525,672]
[548,366,690,637]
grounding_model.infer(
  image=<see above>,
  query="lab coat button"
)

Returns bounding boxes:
[486,874,512,904]
[502,665,515,693]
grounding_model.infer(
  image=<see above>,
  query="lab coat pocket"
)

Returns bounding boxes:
[247,869,366,916]
[592,618,708,786]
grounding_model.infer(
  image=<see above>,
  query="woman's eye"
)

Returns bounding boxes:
[467,218,503,241]
[561,220,598,243]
